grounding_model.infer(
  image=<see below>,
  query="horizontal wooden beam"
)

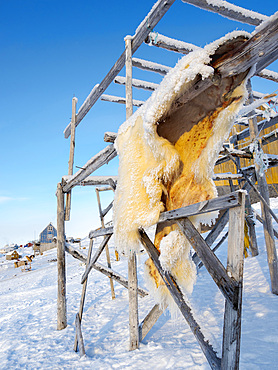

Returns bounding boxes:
[215,15,278,78]
[64,0,176,138]
[159,191,242,223]
[181,0,267,26]
[62,175,117,187]
[145,31,199,54]
[132,57,171,75]
[100,94,144,107]
[89,226,114,239]
[257,69,278,83]
[114,76,159,91]
[231,114,278,142]
[62,145,117,193]
[212,173,244,181]
[65,244,148,297]
[145,31,278,83]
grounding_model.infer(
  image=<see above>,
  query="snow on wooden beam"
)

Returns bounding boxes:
[146,32,278,83]
[178,16,278,113]
[114,76,159,91]
[145,32,199,54]
[257,68,278,83]
[132,57,171,75]
[231,114,278,142]
[215,15,278,78]
[62,145,117,193]
[100,94,144,107]
[252,91,277,103]
[104,132,117,143]
[63,0,176,138]
[62,175,118,187]
[181,0,267,26]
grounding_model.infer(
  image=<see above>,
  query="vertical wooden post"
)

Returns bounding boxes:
[65,97,78,221]
[57,183,67,330]
[247,80,278,294]
[125,34,139,351]
[95,189,115,299]
[221,191,245,370]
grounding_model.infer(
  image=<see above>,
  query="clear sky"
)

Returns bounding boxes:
[1,0,277,246]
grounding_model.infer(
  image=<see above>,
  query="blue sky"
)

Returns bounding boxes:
[1,0,277,246]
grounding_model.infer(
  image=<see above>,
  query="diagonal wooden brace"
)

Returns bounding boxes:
[177,218,239,309]
[139,229,221,370]
[81,234,112,284]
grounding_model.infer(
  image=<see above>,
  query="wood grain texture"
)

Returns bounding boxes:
[139,229,221,370]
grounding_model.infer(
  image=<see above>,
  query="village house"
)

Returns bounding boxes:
[38,223,58,253]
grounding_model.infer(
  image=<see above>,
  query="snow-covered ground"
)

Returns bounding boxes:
[1,200,278,369]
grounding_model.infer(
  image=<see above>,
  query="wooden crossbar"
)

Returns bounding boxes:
[181,0,267,26]
[62,145,117,193]
[65,244,148,297]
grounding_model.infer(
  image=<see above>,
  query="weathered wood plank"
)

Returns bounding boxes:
[221,195,245,370]
[104,132,117,143]
[252,207,278,239]
[95,188,115,300]
[115,76,159,91]
[132,57,171,75]
[64,244,148,297]
[101,94,144,107]
[257,68,278,83]
[181,0,267,26]
[75,314,86,357]
[231,114,278,142]
[89,226,114,239]
[74,238,94,352]
[62,175,118,187]
[125,34,140,351]
[65,97,78,221]
[139,304,165,341]
[145,32,199,54]
[128,253,139,350]
[216,15,278,77]
[57,183,67,330]
[193,210,229,266]
[64,0,177,138]
[159,192,241,223]
[177,218,238,308]
[198,232,229,269]
[81,234,112,284]
[62,144,117,193]
[139,229,221,370]
[246,82,278,294]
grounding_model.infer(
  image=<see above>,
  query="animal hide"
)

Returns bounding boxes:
[113,31,250,311]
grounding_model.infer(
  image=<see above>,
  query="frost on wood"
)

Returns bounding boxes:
[113,31,248,310]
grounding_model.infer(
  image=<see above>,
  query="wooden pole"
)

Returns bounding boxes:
[74,238,94,352]
[95,189,115,299]
[247,80,278,294]
[221,192,246,369]
[65,97,77,221]
[57,183,67,330]
[125,34,139,351]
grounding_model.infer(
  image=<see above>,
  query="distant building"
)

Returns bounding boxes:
[39,223,57,244]
[6,250,21,260]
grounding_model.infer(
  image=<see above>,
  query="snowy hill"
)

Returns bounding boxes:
[0,201,278,369]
